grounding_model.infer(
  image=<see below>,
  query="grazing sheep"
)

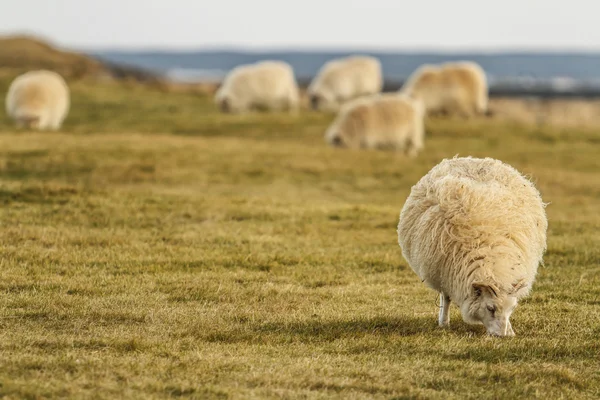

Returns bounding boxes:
[400,61,488,117]
[5,70,70,130]
[397,157,547,336]
[308,56,383,111]
[325,93,424,156]
[214,61,299,113]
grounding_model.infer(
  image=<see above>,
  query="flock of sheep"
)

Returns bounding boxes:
[214,56,489,156]
[5,56,489,157]
[3,56,547,337]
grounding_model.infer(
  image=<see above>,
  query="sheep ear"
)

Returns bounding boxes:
[472,282,485,297]
[472,282,498,298]
[511,279,528,295]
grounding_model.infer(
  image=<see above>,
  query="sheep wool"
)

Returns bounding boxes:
[214,61,299,113]
[397,156,547,336]
[308,55,383,111]
[5,70,70,130]
[401,61,488,117]
[324,93,425,156]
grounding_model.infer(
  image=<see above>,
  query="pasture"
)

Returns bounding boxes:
[0,75,599,399]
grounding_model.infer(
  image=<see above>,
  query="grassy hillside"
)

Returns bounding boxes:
[0,74,599,399]
[0,36,107,79]
[0,36,163,87]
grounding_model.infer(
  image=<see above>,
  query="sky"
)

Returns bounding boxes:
[1,0,599,51]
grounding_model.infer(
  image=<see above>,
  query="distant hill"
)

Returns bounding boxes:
[0,35,161,84]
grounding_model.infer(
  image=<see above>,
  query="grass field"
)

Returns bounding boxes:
[0,74,599,399]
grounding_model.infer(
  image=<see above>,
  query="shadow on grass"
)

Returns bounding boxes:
[204,315,441,344]
[256,315,436,337]
[0,185,79,205]
[0,152,95,181]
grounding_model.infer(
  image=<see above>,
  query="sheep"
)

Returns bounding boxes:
[397,156,547,336]
[214,61,299,113]
[5,70,70,130]
[400,61,488,118]
[324,93,425,156]
[308,55,383,111]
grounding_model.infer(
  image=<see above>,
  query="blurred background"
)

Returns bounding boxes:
[2,0,600,95]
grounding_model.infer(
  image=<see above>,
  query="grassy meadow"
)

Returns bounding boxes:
[0,73,599,399]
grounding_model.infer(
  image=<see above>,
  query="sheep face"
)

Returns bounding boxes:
[214,88,238,114]
[325,123,361,149]
[220,98,231,113]
[309,93,321,110]
[17,115,41,130]
[324,125,345,148]
[460,282,519,337]
[308,90,335,111]
[215,96,233,113]
[326,132,346,148]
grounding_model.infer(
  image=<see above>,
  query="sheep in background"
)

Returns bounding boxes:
[214,61,299,113]
[400,61,488,117]
[5,70,70,130]
[308,56,383,111]
[325,93,424,156]
[397,156,547,336]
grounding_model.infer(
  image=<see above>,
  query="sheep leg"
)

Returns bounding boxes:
[407,136,423,158]
[456,102,474,119]
[438,293,451,327]
[406,145,419,158]
[405,116,425,158]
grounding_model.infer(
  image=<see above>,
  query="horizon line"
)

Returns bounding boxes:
[87,45,600,55]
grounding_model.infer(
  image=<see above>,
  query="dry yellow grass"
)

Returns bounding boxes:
[490,97,600,128]
[0,75,599,399]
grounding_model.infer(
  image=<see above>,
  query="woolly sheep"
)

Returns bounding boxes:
[400,61,488,117]
[308,55,383,111]
[324,93,425,156]
[214,61,299,113]
[5,70,70,130]
[397,157,547,336]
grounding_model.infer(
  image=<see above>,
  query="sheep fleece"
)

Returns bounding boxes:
[308,56,382,110]
[6,70,70,130]
[401,61,488,117]
[325,94,424,154]
[214,61,299,113]
[397,157,547,302]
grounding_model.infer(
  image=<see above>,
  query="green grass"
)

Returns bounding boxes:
[0,75,599,399]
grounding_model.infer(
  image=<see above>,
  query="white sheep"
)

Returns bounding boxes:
[397,156,547,336]
[400,61,488,117]
[214,61,299,113]
[5,70,70,130]
[324,93,424,156]
[308,55,383,111]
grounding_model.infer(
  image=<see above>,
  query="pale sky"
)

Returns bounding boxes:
[1,0,599,51]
